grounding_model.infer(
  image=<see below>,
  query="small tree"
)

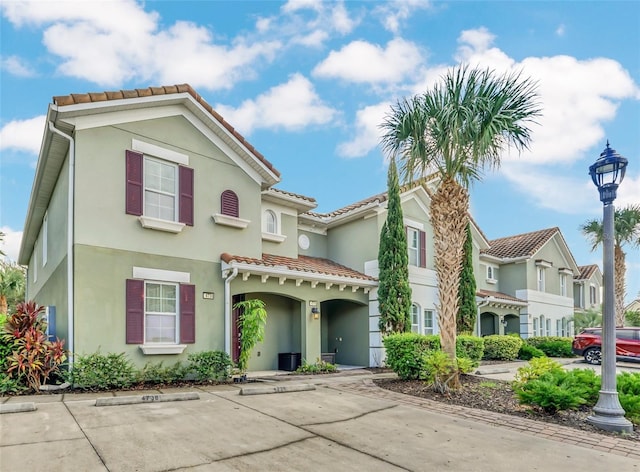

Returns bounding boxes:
[625,310,640,327]
[233,299,268,374]
[572,307,602,333]
[377,158,412,334]
[0,262,26,314]
[457,223,477,334]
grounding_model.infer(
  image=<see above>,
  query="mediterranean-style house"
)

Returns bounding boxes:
[573,264,603,315]
[19,84,599,370]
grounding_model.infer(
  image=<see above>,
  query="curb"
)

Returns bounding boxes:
[95,392,200,407]
[0,402,37,414]
[475,368,510,375]
[239,383,316,396]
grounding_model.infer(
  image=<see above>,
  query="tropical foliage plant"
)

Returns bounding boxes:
[233,299,268,374]
[0,262,25,315]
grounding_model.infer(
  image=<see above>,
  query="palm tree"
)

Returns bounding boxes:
[380,66,540,387]
[581,204,640,326]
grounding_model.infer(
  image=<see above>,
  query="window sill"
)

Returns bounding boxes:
[486,278,497,285]
[139,344,187,355]
[212,213,250,229]
[139,216,185,233]
[262,232,286,243]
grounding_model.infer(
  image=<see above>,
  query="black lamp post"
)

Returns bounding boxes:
[586,141,632,433]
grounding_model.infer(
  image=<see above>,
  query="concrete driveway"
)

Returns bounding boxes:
[1,374,638,472]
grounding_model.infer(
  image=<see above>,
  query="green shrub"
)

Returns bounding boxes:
[0,372,25,395]
[518,343,546,361]
[531,340,574,357]
[515,373,588,414]
[139,361,186,385]
[0,313,13,371]
[296,359,337,374]
[456,335,484,364]
[186,351,232,382]
[513,357,563,385]
[383,333,440,380]
[422,351,475,393]
[617,372,640,424]
[66,351,137,390]
[482,335,522,361]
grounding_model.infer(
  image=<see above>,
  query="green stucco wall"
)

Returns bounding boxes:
[327,216,378,272]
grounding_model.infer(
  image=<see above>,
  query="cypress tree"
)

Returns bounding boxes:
[457,222,477,334]
[377,158,412,334]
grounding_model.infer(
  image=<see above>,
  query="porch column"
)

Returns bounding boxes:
[301,300,321,363]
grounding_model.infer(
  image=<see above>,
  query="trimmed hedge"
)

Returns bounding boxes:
[518,343,546,360]
[482,335,523,361]
[383,333,485,380]
[525,337,575,357]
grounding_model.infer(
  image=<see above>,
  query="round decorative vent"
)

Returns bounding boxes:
[298,234,310,250]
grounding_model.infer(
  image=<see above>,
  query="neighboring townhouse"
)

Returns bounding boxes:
[18,84,376,371]
[19,83,600,372]
[574,264,603,316]
[624,299,640,314]
[479,228,580,338]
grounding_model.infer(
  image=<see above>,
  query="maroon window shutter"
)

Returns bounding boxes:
[125,151,143,216]
[220,190,239,217]
[126,279,144,344]
[419,230,427,268]
[179,166,194,226]
[180,284,196,343]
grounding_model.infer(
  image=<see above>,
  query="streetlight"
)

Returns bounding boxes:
[586,141,633,433]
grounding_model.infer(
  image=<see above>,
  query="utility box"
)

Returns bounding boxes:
[321,352,336,365]
[278,352,301,371]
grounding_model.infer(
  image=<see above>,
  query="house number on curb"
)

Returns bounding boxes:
[141,395,161,402]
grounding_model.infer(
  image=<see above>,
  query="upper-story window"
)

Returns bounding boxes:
[486,265,498,283]
[220,190,239,218]
[537,266,546,291]
[126,145,193,232]
[42,212,48,267]
[264,210,277,234]
[407,227,426,268]
[560,274,567,296]
[411,304,420,333]
[589,285,597,305]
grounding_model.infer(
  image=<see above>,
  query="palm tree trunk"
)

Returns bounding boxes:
[614,245,626,326]
[430,177,469,388]
[0,295,7,315]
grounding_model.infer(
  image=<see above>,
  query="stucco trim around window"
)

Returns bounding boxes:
[535,259,553,268]
[262,232,287,243]
[212,213,250,229]
[132,267,190,283]
[139,344,187,355]
[139,216,185,233]
[132,138,189,165]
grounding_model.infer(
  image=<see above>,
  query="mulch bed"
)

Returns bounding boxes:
[374,374,640,442]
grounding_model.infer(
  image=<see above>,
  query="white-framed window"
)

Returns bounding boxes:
[539,315,545,336]
[533,317,539,336]
[144,281,179,344]
[423,309,435,335]
[546,318,551,336]
[560,274,566,296]
[144,157,178,221]
[407,228,419,266]
[411,303,420,333]
[264,210,277,234]
[537,267,546,291]
[589,285,597,305]
[556,319,562,336]
[33,243,38,283]
[42,212,48,267]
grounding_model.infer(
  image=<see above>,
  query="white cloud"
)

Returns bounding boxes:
[0,115,46,155]
[616,174,640,209]
[2,0,281,90]
[337,102,391,158]
[313,38,423,84]
[214,74,338,135]
[0,227,23,263]
[1,55,36,77]
[556,24,566,37]
[374,0,432,34]
[282,0,323,14]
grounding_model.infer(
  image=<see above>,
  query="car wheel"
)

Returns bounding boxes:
[584,347,602,365]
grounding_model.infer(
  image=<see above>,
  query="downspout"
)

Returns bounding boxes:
[48,121,75,366]
[223,267,238,356]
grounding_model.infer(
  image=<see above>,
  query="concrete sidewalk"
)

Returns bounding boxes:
[1,371,638,471]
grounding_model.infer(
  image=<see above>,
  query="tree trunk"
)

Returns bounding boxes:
[0,295,7,315]
[614,245,626,326]
[430,177,469,388]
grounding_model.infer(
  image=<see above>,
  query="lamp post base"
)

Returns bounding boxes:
[587,391,634,433]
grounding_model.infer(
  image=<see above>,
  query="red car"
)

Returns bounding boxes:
[572,327,640,365]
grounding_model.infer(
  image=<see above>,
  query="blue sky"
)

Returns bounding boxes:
[1,0,639,303]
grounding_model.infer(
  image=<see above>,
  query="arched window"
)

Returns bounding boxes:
[264,210,277,234]
[221,190,239,218]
